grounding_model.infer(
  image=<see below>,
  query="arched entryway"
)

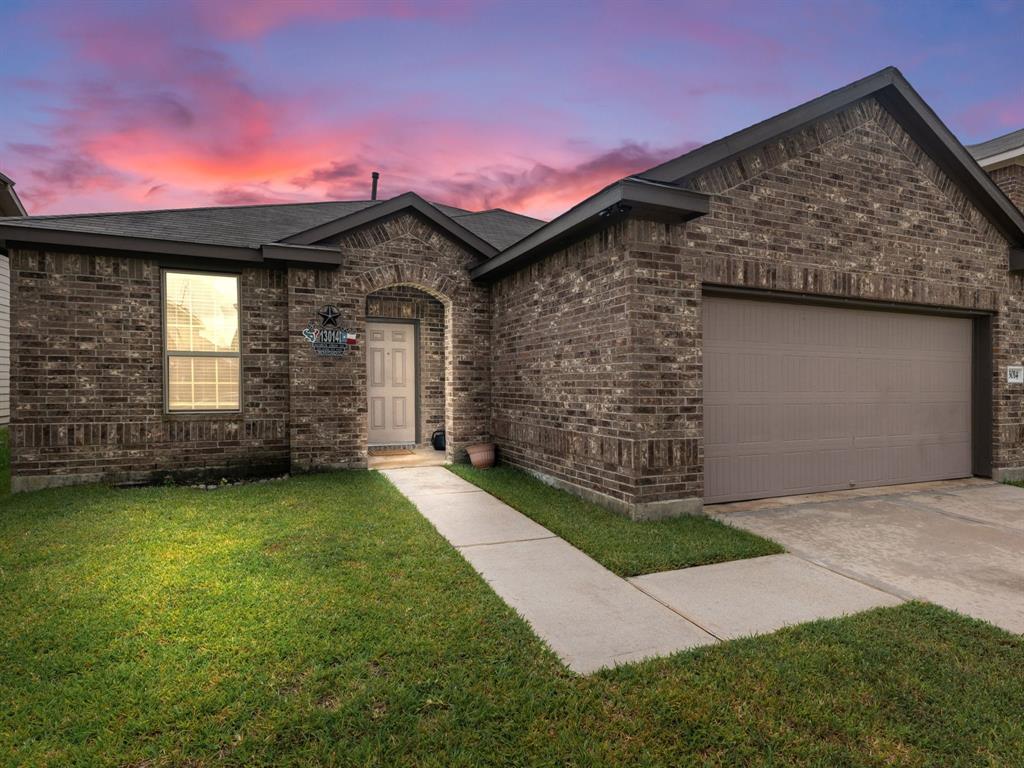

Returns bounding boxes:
[365,284,450,466]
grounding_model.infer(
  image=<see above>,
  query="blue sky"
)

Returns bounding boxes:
[1,0,1021,217]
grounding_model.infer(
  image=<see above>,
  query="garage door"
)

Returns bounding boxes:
[703,297,972,504]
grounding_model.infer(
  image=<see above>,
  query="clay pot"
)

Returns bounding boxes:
[466,442,496,469]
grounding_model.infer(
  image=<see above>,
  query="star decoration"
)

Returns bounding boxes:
[318,305,341,326]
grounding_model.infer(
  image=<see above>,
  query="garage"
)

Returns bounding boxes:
[703,296,975,504]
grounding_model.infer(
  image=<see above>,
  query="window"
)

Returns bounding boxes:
[163,271,240,412]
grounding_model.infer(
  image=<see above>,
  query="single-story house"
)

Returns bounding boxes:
[1,66,1023,518]
[0,171,25,425]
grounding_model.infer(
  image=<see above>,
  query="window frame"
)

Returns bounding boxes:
[161,268,243,415]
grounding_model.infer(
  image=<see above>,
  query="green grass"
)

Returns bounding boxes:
[1,467,1022,765]
[448,464,782,576]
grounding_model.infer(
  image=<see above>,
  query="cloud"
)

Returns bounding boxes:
[957,95,1024,137]
[188,0,472,39]
[211,186,297,206]
[421,140,701,216]
[292,161,364,188]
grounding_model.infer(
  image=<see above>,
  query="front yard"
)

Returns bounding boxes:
[1,456,1023,767]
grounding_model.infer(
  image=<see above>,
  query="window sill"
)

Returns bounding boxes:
[164,411,244,421]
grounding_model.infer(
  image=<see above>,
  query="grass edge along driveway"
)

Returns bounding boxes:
[448,463,781,577]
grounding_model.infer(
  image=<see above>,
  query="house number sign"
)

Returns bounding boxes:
[1009,366,1024,385]
[303,305,358,356]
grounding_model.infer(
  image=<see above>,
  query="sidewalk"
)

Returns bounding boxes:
[383,467,901,674]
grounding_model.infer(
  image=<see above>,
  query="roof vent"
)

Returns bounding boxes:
[371,171,380,201]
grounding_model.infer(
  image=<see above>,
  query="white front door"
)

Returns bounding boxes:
[367,322,416,444]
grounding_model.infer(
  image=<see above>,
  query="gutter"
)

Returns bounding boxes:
[0,223,343,267]
[470,177,710,282]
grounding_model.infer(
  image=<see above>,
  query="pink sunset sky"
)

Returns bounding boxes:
[2,0,1022,220]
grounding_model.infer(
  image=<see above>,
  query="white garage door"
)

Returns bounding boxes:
[703,297,973,504]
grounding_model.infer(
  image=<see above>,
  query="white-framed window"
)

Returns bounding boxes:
[162,270,241,412]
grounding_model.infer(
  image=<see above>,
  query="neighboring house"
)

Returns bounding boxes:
[0,66,1023,519]
[0,172,25,426]
[968,128,1024,212]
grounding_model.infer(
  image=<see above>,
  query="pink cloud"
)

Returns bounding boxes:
[5,1,704,221]
[188,0,472,40]
[419,140,702,215]
[957,95,1024,136]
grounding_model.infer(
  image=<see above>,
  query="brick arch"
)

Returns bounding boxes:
[355,264,457,306]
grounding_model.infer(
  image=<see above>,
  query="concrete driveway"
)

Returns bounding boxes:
[711,479,1024,635]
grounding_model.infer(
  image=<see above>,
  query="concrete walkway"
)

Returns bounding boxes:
[383,467,901,674]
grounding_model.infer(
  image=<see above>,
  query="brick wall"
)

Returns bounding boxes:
[990,164,1024,213]
[366,285,446,444]
[9,252,289,490]
[9,212,489,489]
[289,211,490,470]
[491,96,1024,514]
[491,224,640,510]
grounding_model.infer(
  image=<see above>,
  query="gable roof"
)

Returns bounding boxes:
[636,67,1024,252]
[281,192,543,255]
[475,67,1024,280]
[967,128,1024,169]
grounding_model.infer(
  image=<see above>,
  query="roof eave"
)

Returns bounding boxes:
[470,179,710,282]
[0,224,341,267]
[975,146,1024,171]
[281,192,499,258]
[638,66,1024,251]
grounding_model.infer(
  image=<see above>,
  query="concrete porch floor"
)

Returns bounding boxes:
[368,446,448,470]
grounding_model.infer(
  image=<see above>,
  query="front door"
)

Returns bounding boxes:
[367,322,416,445]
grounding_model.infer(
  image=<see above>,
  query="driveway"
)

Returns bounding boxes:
[711,480,1024,634]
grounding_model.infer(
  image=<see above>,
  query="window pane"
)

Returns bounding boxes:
[167,356,240,411]
[165,272,239,353]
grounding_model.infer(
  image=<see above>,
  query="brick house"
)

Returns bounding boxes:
[1,67,1022,518]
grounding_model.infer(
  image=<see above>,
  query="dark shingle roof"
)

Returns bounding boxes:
[967,128,1024,162]
[0,198,545,252]
[0,200,380,248]
[446,208,545,250]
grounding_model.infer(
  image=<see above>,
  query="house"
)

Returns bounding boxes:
[0,172,25,425]
[968,128,1024,209]
[1,66,1022,518]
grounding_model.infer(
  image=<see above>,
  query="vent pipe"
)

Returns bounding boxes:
[371,171,380,201]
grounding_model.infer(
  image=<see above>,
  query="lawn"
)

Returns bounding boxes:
[448,464,781,576]
[1,465,1023,766]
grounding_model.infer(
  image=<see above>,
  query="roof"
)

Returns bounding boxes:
[471,178,709,280]
[0,195,545,266]
[636,67,1024,248]
[474,66,1024,280]
[2,66,1022,274]
[0,172,26,217]
[967,128,1024,168]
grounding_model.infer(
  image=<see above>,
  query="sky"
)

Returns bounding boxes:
[1,0,1022,220]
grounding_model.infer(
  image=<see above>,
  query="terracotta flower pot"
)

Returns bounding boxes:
[466,442,496,469]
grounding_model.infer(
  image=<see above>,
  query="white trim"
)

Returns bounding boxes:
[977,146,1024,170]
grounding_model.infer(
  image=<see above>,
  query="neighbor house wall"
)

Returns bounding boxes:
[8,251,290,490]
[0,253,9,425]
[989,165,1024,213]
[366,285,446,445]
